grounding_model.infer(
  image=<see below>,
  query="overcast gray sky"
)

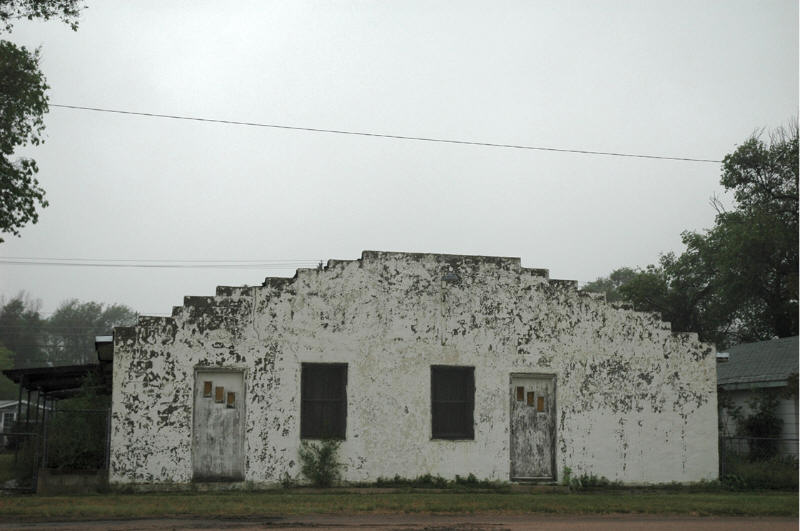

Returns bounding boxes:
[1,0,797,317]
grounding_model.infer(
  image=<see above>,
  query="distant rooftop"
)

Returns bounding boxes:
[717,336,798,390]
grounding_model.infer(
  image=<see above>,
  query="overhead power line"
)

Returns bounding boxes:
[0,256,597,285]
[0,256,320,263]
[0,258,320,269]
[51,104,722,164]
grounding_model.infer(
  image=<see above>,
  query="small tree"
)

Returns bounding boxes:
[739,390,784,460]
[298,440,342,487]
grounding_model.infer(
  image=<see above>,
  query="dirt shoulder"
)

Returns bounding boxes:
[0,514,797,531]
[0,491,795,522]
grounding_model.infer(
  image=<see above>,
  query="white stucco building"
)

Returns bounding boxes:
[109,251,718,487]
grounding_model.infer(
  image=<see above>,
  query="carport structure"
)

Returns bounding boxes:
[1,336,114,422]
[2,364,106,425]
[0,337,114,491]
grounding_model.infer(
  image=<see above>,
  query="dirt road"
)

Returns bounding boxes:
[0,514,796,530]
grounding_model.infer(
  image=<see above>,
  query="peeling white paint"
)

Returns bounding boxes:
[110,251,718,486]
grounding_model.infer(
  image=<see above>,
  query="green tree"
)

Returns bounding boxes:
[712,123,798,340]
[44,300,136,365]
[584,122,798,349]
[0,41,49,242]
[0,292,45,367]
[581,267,637,303]
[0,343,17,398]
[0,0,85,242]
[720,122,798,220]
[0,0,83,32]
[586,251,731,347]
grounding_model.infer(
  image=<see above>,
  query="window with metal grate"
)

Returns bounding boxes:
[431,365,475,440]
[301,363,348,439]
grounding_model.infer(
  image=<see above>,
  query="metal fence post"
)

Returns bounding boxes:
[32,432,39,492]
[41,403,48,469]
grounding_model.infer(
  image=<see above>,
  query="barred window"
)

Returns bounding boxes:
[431,365,474,439]
[301,363,347,439]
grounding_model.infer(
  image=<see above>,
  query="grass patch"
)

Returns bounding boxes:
[722,455,798,490]
[0,446,35,489]
[0,491,796,521]
[0,453,13,484]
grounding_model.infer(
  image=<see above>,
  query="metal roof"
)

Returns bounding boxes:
[717,336,798,390]
[0,337,115,400]
[1,364,103,394]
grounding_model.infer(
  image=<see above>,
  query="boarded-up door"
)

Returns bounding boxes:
[192,370,245,481]
[510,374,555,480]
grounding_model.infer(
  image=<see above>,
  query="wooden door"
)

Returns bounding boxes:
[510,374,555,480]
[192,370,245,481]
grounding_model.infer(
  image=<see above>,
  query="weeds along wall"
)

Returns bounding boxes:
[110,251,718,486]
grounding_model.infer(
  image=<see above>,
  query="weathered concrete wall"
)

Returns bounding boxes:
[110,251,718,486]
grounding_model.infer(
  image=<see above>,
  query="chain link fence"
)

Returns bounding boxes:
[1,408,110,492]
[42,409,110,471]
[719,436,798,489]
[1,424,41,491]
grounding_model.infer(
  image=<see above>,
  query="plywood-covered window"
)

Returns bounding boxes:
[301,363,347,439]
[431,365,474,440]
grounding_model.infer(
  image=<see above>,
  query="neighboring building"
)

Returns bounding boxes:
[0,400,50,429]
[0,400,19,434]
[0,399,50,445]
[110,251,718,487]
[717,336,798,454]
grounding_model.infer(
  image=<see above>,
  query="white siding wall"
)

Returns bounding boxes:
[720,388,799,455]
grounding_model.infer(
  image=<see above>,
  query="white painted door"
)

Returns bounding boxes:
[510,374,555,480]
[192,370,245,481]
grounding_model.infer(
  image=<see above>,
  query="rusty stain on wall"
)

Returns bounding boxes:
[110,251,718,486]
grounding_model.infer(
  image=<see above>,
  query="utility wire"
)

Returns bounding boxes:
[51,104,722,164]
[0,256,320,263]
[0,258,320,269]
[0,256,597,284]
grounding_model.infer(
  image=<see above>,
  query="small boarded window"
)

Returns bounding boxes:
[431,365,474,440]
[301,363,347,439]
[227,392,236,408]
[215,386,224,403]
[526,392,535,407]
[537,396,545,412]
[516,386,524,401]
[203,381,213,398]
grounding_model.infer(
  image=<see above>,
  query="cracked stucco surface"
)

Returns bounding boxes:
[110,250,718,485]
